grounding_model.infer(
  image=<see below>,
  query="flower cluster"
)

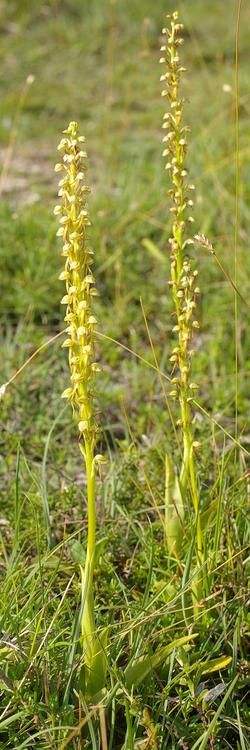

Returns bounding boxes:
[160,12,200,414]
[55,121,99,449]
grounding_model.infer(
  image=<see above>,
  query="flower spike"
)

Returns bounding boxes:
[55,120,99,450]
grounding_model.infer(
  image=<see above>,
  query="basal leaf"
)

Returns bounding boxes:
[125,633,198,690]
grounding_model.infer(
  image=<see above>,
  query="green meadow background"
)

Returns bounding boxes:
[0,1,249,748]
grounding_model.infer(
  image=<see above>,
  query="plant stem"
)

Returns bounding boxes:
[172,175,202,567]
[81,441,96,661]
[85,441,96,575]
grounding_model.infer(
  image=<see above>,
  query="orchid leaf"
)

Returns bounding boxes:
[125,633,198,690]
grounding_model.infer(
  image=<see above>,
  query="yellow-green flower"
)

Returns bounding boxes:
[55,120,99,451]
[160,13,200,404]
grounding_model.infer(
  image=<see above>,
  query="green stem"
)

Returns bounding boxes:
[189,448,203,566]
[85,441,96,573]
[81,441,96,665]
[180,396,203,567]
[174,183,203,572]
